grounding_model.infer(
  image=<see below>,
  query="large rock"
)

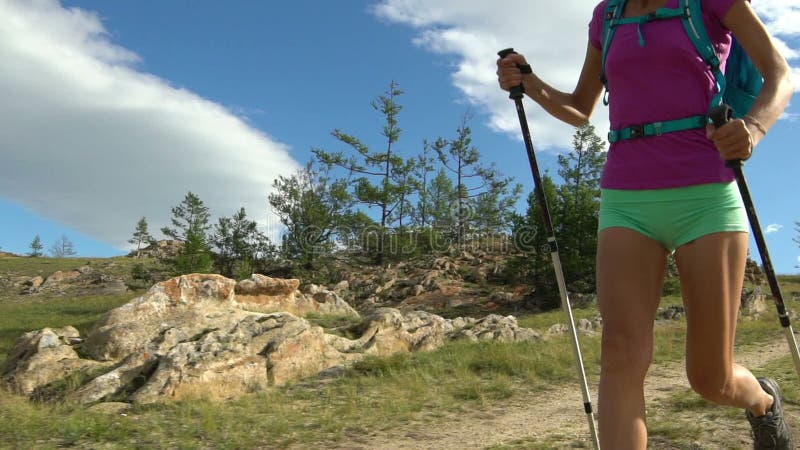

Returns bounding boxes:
[453,314,542,342]
[77,313,358,404]
[82,274,241,361]
[28,276,45,292]
[3,274,541,405]
[235,275,358,317]
[353,309,457,355]
[18,267,128,297]
[741,286,768,316]
[1,327,110,396]
[41,270,82,288]
[129,239,183,259]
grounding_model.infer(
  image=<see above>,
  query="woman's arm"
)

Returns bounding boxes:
[711,0,794,159]
[497,42,605,127]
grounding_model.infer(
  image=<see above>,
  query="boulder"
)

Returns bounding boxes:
[235,275,358,317]
[83,274,240,361]
[4,273,542,405]
[657,305,685,321]
[41,270,81,288]
[27,276,44,292]
[741,287,767,316]
[355,309,456,354]
[453,315,541,342]
[331,280,350,292]
[1,327,110,396]
[546,317,603,336]
[126,313,357,403]
[71,352,158,404]
[129,240,183,259]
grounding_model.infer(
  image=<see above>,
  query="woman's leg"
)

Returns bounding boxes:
[676,231,773,414]
[597,227,667,449]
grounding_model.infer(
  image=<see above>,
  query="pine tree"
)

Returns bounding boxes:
[506,124,606,303]
[269,162,352,268]
[28,235,44,257]
[414,139,439,228]
[211,207,274,278]
[517,175,560,288]
[312,81,406,262]
[161,192,211,241]
[435,113,513,248]
[128,217,155,258]
[174,231,213,275]
[162,192,213,275]
[428,168,456,231]
[389,156,418,233]
[472,181,524,236]
[554,123,606,292]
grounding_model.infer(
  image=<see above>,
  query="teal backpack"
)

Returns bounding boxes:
[601,0,763,143]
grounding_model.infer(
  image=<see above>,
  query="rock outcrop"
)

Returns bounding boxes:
[0,265,128,297]
[0,327,111,396]
[128,240,183,259]
[2,274,540,405]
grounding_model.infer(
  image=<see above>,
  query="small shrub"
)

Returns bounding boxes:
[662,276,681,297]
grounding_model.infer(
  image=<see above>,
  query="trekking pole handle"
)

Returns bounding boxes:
[709,104,744,169]
[497,48,532,100]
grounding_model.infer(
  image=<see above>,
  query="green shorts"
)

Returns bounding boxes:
[598,182,748,252]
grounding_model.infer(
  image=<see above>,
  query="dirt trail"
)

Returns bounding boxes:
[321,337,797,449]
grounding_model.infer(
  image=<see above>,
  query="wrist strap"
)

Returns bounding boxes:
[744,114,768,136]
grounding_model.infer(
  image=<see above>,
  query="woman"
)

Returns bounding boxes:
[497,0,794,448]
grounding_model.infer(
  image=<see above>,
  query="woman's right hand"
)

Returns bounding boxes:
[496,52,531,92]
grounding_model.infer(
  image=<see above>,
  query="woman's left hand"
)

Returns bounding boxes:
[706,119,757,161]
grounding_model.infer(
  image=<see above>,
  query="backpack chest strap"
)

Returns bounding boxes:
[608,115,707,143]
[614,8,687,46]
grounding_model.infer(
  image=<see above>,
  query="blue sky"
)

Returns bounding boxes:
[0,0,798,274]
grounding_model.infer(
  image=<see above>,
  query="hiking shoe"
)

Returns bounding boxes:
[746,377,794,450]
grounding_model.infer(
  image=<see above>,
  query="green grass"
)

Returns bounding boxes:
[487,436,591,449]
[647,355,800,449]
[304,312,365,339]
[0,338,600,449]
[0,272,797,448]
[0,286,601,448]
[516,305,599,332]
[0,293,134,357]
[0,256,144,280]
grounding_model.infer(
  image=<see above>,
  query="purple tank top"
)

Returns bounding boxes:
[589,0,739,189]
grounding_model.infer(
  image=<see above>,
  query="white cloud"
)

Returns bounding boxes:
[753,1,800,93]
[752,1,800,39]
[0,0,300,250]
[371,0,600,150]
[372,0,800,148]
[765,223,784,234]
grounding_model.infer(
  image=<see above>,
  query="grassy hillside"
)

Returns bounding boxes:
[0,256,798,448]
[0,256,140,279]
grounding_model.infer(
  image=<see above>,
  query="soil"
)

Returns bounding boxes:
[315,336,799,449]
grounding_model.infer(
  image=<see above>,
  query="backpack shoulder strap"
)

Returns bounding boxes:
[600,0,626,105]
[680,0,726,109]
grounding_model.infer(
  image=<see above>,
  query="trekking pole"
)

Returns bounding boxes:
[710,104,800,380]
[498,48,600,450]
